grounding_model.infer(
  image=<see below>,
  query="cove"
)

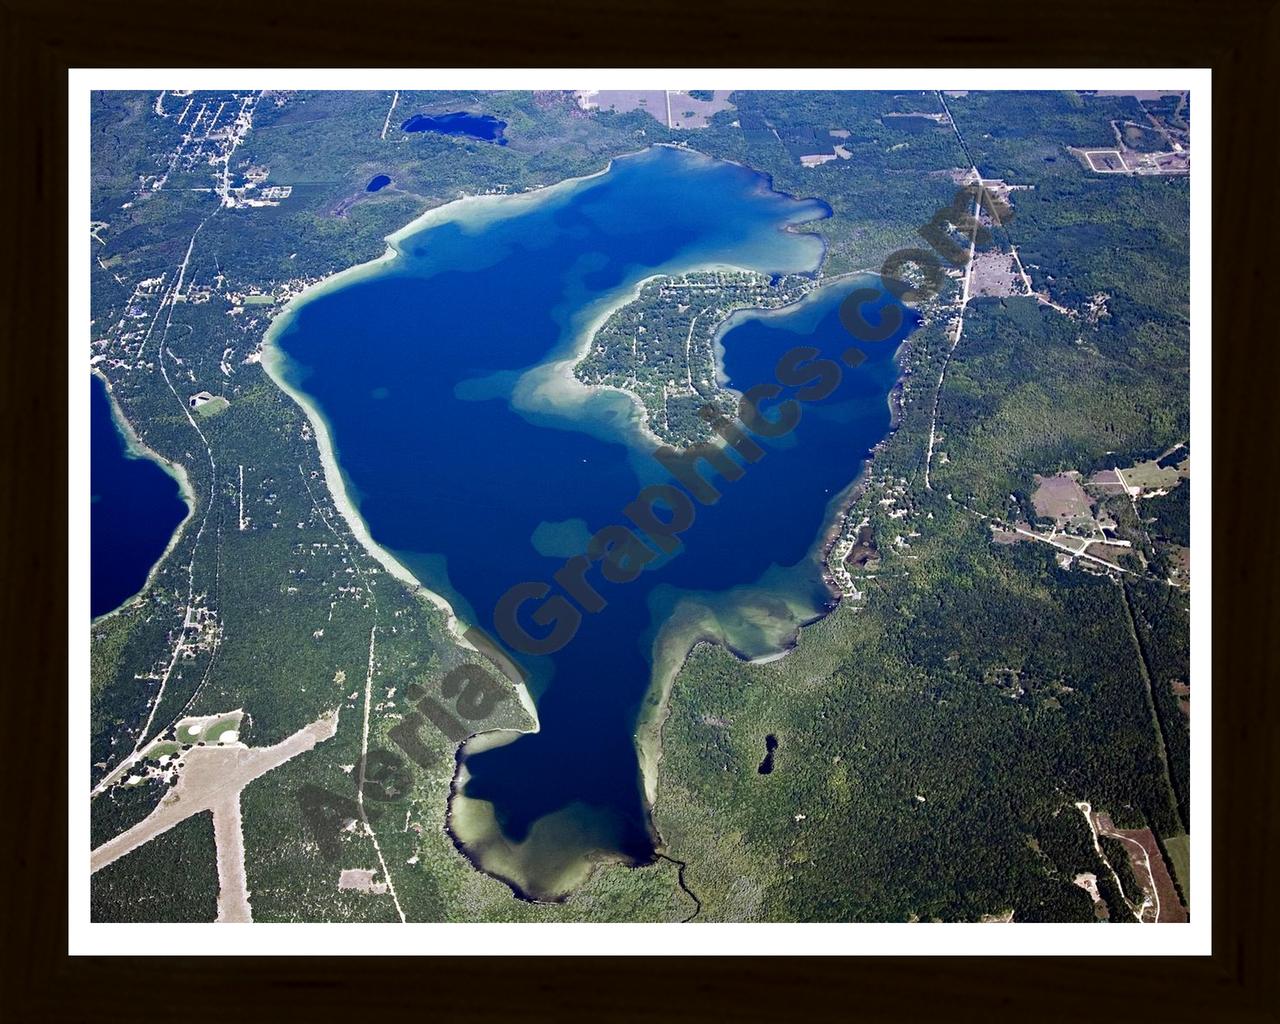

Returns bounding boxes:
[269,146,917,900]
[90,374,189,618]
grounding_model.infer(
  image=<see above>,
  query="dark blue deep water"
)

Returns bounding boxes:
[273,147,916,896]
[401,111,507,144]
[366,174,392,192]
[90,375,188,618]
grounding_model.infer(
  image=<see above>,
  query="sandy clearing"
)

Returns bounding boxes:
[1076,800,1145,921]
[91,709,339,877]
[337,867,388,894]
[212,794,251,922]
[1031,472,1094,524]
[1095,811,1188,923]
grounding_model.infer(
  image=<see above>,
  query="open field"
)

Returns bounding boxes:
[192,395,229,418]
[175,710,245,746]
[1118,452,1190,493]
[1031,472,1094,524]
[669,91,735,129]
[1090,90,1186,101]
[92,711,337,877]
[1165,832,1191,904]
[968,250,1023,298]
[573,90,735,131]
[1094,811,1188,923]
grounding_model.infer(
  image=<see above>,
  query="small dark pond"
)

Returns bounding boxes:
[757,734,779,775]
[401,111,507,144]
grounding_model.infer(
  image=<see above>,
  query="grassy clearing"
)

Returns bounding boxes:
[176,712,242,744]
[193,396,230,419]
[1119,456,1188,491]
[206,715,241,742]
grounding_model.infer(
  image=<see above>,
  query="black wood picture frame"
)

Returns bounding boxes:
[3,0,1276,1018]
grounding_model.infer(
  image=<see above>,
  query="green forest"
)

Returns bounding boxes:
[88,88,1191,923]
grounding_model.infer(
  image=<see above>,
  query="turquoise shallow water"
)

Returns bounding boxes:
[273,147,916,897]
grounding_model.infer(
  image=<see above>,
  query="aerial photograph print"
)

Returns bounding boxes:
[79,74,1203,947]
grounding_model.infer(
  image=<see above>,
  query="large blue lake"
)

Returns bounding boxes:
[91,374,188,618]
[272,147,916,898]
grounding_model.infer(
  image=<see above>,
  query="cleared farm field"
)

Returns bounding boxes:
[1165,832,1191,905]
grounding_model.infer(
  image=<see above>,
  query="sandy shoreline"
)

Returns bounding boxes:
[261,343,541,731]
[257,144,817,653]
[524,262,768,453]
[91,368,196,625]
[632,273,918,838]
[512,145,832,454]
[252,169,655,733]
[255,147,900,896]
[525,267,859,458]
[633,589,836,816]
